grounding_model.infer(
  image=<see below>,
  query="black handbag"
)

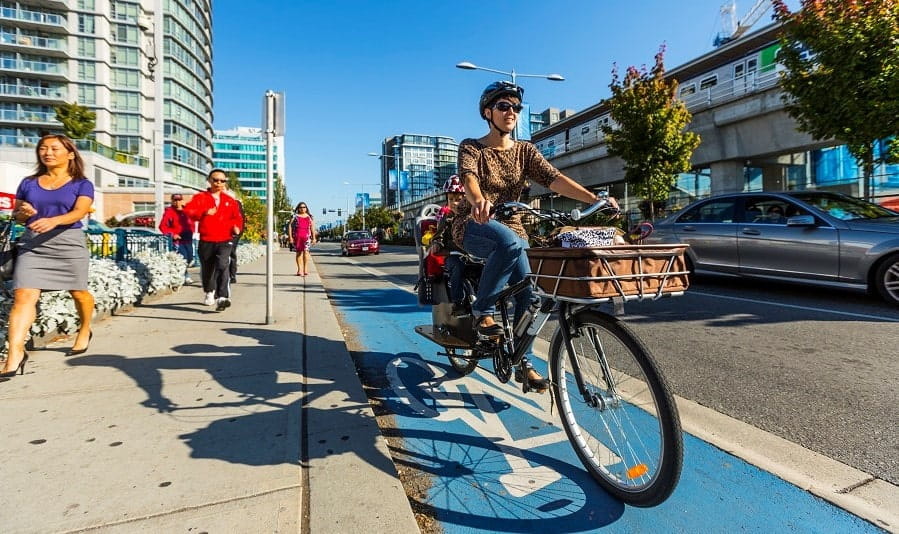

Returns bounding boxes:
[0,221,19,282]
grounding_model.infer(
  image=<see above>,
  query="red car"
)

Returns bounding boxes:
[341,231,379,256]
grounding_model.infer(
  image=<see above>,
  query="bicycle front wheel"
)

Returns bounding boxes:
[549,310,682,507]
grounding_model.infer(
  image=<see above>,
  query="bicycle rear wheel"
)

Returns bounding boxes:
[549,310,682,507]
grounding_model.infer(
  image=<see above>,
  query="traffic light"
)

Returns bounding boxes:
[337,209,342,216]
[323,208,327,215]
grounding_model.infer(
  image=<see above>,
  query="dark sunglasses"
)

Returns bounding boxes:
[210,178,227,183]
[493,101,523,113]
[298,206,307,209]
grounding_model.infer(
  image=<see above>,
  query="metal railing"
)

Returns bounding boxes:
[539,68,784,160]
[73,138,149,167]
[0,82,66,99]
[85,229,173,261]
[0,6,65,27]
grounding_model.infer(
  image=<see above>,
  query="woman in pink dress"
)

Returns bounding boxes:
[288,202,317,276]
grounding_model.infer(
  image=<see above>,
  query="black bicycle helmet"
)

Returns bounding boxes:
[479,81,524,119]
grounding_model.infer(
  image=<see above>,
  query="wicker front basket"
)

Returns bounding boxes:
[526,245,690,300]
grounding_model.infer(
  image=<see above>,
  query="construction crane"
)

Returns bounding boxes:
[714,0,771,47]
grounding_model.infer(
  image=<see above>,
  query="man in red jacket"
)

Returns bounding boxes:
[183,169,244,311]
[158,193,196,283]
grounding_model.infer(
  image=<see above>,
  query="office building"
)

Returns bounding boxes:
[0,0,214,220]
[376,134,458,207]
[212,126,284,202]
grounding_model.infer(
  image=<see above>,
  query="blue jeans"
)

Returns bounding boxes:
[462,219,531,323]
[445,255,463,304]
[175,240,194,267]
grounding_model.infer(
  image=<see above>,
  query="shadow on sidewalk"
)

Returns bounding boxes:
[66,328,397,477]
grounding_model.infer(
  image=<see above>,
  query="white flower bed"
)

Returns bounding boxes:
[0,244,264,356]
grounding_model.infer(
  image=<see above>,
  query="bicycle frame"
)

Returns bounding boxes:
[491,278,606,403]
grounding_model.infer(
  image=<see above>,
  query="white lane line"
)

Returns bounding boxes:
[532,336,898,529]
[354,263,417,294]
[689,290,899,322]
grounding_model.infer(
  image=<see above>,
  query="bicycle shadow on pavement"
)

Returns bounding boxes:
[351,348,627,531]
[66,328,399,478]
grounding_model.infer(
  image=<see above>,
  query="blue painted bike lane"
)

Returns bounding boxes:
[327,284,883,533]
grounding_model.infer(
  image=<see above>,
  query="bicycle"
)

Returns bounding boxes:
[414,197,690,506]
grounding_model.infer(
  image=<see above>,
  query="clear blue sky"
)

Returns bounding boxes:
[212,0,798,225]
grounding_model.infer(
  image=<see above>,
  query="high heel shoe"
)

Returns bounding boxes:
[0,353,29,378]
[66,330,93,356]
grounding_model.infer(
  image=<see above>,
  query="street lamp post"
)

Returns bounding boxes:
[455,61,564,140]
[141,0,166,229]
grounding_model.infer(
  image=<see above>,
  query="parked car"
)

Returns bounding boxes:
[644,191,899,305]
[341,231,379,256]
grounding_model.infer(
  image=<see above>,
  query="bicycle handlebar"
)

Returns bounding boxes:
[492,191,619,223]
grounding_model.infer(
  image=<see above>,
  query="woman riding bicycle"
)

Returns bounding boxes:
[452,80,618,392]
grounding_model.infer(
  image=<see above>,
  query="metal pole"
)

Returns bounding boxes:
[152,0,165,227]
[361,185,365,231]
[393,140,401,208]
[264,91,275,324]
[510,70,517,141]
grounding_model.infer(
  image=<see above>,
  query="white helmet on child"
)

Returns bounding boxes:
[443,175,464,194]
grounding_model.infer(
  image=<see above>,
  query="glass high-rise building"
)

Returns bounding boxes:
[378,134,458,207]
[212,126,284,202]
[0,0,214,193]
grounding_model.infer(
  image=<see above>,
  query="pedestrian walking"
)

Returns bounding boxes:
[3,134,95,379]
[288,202,316,276]
[183,169,244,311]
[225,189,245,283]
[157,193,196,283]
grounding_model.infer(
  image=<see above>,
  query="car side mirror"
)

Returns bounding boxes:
[786,215,815,226]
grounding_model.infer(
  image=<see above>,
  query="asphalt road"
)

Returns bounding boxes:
[317,242,899,486]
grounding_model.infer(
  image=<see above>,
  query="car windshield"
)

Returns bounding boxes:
[347,232,372,240]
[788,192,898,221]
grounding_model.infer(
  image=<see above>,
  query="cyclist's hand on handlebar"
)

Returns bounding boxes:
[608,196,621,218]
[471,197,493,224]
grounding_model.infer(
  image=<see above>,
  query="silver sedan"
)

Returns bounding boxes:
[644,191,899,305]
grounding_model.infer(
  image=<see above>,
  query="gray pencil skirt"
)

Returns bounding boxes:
[13,228,90,290]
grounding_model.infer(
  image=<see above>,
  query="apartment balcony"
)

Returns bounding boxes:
[0,5,67,32]
[0,57,67,80]
[0,30,68,58]
[0,81,66,102]
[22,1,68,12]
[0,107,58,125]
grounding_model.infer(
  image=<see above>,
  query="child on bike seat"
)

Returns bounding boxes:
[428,175,467,316]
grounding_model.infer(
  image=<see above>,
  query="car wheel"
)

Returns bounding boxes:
[874,253,899,306]
[375,251,380,255]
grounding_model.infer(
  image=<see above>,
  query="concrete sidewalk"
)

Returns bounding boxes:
[0,250,418,533]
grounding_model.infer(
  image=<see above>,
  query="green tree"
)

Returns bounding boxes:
[772,0,899,199]
[273,175,293,230]
[346,206,396,233]
[601,45,700,220]
[54,102,96,139]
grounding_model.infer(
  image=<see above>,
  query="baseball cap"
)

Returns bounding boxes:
[171,194,184,201]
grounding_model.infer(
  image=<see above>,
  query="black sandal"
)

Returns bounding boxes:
[475,316,503,337]
[515,366,549,393]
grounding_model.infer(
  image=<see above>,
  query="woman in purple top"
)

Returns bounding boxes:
[2,135,95,379]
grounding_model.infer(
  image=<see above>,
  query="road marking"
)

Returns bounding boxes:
[689,290,899,321]
[386,356,575,498]
[338,252,898,528]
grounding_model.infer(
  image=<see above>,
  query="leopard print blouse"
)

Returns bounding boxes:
[451,139,562,249]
